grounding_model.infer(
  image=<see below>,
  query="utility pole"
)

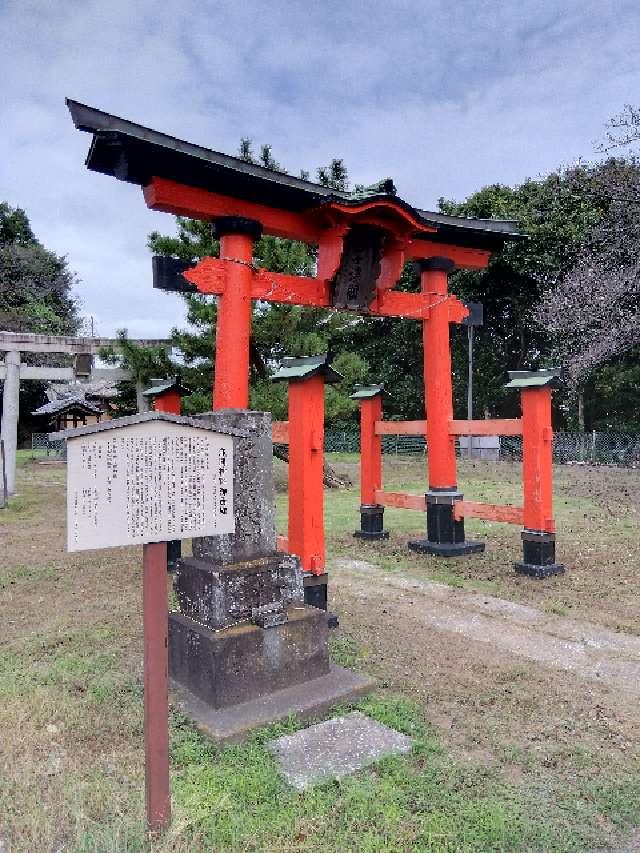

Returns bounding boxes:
[463,303,483,460]
[467,325,474,422]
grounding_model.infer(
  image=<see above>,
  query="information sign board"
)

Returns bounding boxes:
[65,419,234,551]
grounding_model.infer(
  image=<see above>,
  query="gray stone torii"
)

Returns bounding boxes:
[0,332,171,497]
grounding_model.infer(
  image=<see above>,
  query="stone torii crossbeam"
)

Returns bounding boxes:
[0,331,171,496]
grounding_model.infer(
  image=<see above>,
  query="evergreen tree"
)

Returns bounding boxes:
[99,329,175,414]
[0,202,82,442]
[0,202,80,334]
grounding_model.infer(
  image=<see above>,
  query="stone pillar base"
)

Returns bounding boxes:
[408,490,484,557]
[303,573,339,629]
[353,505,389,540]
[514,531,564,579]
[303,572,328,609]
[408,539,486,557]
[166,539,181,572]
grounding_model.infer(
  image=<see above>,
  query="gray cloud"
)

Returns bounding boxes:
[1,0,639,337]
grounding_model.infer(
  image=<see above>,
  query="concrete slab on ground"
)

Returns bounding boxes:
[170,664,375,745]
[267,710,413,790]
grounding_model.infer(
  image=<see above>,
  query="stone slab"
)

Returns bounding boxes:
[267,710,413,790]
[170,665,376,745]
[168,606,329,708]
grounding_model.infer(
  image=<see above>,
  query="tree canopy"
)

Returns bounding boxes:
[0,202,83,442]
[0,202,80,335]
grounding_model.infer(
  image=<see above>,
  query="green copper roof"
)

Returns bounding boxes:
[347,179,396,201]
[272,353,343,384]
[141,377,192,397]
[504,369,562,390]
[350,384,384,400]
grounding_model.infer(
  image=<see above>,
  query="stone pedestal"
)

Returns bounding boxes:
[514,530,564,579]
[354,504,389,540]
[169,607,329,709]
[409,490,485,557]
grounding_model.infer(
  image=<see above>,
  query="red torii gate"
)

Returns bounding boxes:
[66,99,562,576]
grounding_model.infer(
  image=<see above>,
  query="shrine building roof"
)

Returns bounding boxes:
[141,377,192,398]
[32,398,101,417]
[49,411,247,442]
[66,99,524,252]
[350,384,384,400]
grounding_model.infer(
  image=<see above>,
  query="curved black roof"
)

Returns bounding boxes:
[66,99,524,251]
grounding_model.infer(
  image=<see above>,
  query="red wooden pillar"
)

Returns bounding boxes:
[145,379,191,571]
[273,354,342,615]
[352,385,388,540]
[143,541,170,834]
[212,217,262,410]
[288,374,326,574]
[516,384,564,578]
[409,258,484,557]
[421,258,457,489]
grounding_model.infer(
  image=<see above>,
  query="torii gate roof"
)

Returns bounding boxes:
[66,99,523,252]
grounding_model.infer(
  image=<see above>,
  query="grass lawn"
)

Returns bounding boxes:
[1,454,639,851]
[278,453,640,633]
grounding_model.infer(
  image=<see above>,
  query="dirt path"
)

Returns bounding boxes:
[330,553,640,822]
[331,558,640,698]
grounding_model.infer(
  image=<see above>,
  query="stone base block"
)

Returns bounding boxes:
[408,538,485,557]
[514,561,565,579]
[168,606,328,709]
[174,552,303,630]
[354,505,388,540]
[170,664,376,745]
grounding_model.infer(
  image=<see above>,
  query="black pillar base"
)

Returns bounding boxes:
[407,490,485,558]
[167,539,181,572]
[303,572,339,629]
[353,504,389,540]
[514,531,564,579]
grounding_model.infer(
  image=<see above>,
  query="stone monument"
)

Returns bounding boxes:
[168,409,374,741]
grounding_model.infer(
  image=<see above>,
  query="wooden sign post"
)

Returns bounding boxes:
[143,540,170,832]
[53,412,236,833]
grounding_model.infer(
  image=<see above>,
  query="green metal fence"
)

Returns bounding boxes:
[31,433,66,459]
[325,429,640,467]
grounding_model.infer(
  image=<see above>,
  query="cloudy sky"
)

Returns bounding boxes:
[1,0,639,339]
